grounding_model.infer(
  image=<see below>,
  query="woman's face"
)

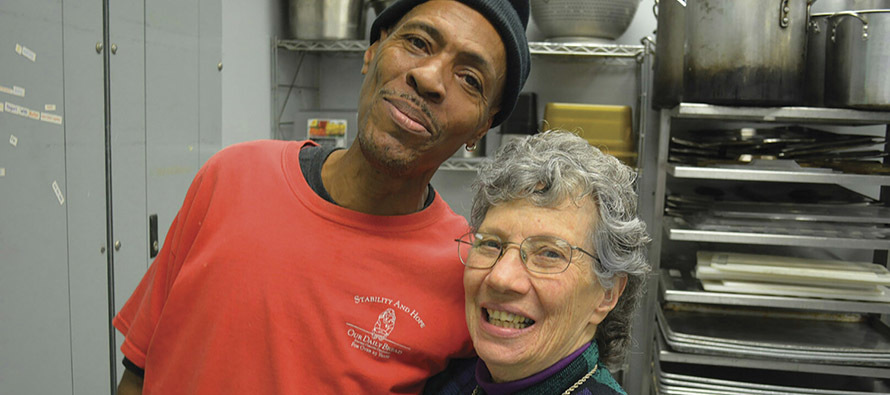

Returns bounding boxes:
[464,198,619,382]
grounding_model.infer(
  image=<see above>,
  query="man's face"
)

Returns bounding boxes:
[357,0,507,177]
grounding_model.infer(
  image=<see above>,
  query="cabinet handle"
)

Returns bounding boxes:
[149,214,159,258]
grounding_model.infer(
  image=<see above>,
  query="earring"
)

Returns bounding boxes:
[465,143,477,152]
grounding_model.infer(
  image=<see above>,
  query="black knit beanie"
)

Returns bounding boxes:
[369,0,531,128]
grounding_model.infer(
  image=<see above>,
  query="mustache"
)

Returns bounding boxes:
[379,89,440,133]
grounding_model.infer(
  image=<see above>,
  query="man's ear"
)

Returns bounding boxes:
[362,29,388,75]
[466,105,499,147]
[589,275,628,325]
[467,125,492,150]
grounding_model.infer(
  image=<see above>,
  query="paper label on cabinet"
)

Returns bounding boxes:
[0,85,25,97]
[40,112,62,125]
[5,101,29,117]
[0,168,5,177]
[15,44,22,55]
[27,109,39,120]
[20,46,36,62]
[51,180,65,205]
[9,134,17,147]
[44,104,55,111]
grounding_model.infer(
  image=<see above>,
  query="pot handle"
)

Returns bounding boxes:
[780,0,791,28]
[830,11,869,42]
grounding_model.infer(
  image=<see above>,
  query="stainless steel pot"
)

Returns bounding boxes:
[684,0,813,106]
[825,10,890,109]
[652,0,686,108]
[805,13,832,106]
[811,0,890,13]
[289,0,365,40]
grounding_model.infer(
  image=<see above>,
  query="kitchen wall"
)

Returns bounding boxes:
[220,0,289,146]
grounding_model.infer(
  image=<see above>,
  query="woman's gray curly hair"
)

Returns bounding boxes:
[469,129,651,369]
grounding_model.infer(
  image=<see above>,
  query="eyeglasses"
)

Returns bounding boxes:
[455,232,597,274]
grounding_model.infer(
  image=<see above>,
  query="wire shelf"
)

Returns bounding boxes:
[277,39,645,59]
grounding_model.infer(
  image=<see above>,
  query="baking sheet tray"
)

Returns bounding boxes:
[657,371,889,395]
[656,306,890,365]
[695,251,890,288]
[668,215,890,240]
[700,280,890,303]
[667,197,890,225]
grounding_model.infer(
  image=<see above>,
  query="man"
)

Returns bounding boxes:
[115,0,530,393]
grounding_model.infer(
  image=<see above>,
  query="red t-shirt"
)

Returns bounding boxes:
[113,140,474,394]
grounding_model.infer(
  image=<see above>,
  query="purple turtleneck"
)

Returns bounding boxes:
[474,342,591,395]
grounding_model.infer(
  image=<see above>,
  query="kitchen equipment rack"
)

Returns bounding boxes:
[271,38,645,172]
[646,101,890,393]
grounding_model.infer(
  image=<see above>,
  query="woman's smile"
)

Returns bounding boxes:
[484,307,535,330]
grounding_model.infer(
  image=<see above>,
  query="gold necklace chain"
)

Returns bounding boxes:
[471,364,598,395]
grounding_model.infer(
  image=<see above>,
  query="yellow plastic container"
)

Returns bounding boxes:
[542,103,636,165]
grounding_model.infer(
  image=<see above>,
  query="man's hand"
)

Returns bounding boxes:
[118,369,144,395]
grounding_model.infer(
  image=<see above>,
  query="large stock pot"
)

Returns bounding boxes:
[825,10,890,109]
[289,0,365,40]
[805,13,832,105]
[684,0,814,106]
[812,0,890,13]
[652,0,686,108]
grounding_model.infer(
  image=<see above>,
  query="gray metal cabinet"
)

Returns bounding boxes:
[0,2,81,394]
[0,0,221,393]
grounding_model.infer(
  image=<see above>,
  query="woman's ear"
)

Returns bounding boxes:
[589,275,628,325]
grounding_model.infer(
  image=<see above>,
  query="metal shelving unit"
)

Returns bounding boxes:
[645,101,890,392]
[437,157,485,172]
[271,38,646,172]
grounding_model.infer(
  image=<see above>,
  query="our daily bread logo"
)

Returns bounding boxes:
[347,295,427,359]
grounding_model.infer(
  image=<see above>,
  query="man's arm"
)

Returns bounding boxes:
[118,369,144,395]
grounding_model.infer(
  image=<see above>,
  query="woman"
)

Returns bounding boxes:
[456,130,650,394]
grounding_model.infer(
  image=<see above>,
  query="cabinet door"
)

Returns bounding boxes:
[199,0,223,165]
[145,0,202,252]
[108,0,150,382]
[64,0,114,393]
[0,1,76,394]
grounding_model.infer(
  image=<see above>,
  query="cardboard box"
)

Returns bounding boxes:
[542,103,636,166]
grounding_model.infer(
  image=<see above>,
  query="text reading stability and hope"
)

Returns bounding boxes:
[355,295,426,328]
